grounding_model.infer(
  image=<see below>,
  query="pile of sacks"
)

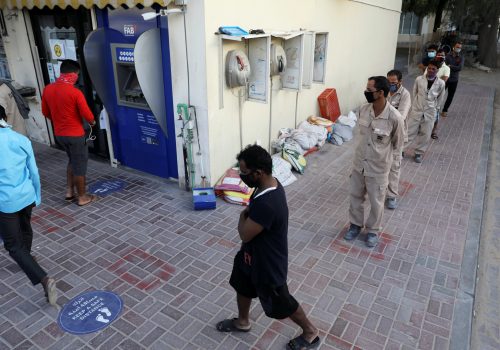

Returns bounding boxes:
[214,113,358,206]
[328,111,357,145]
[271,116,332,175]
[214,168,254,206]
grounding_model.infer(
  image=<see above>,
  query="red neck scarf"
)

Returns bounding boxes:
[56,72,78,85]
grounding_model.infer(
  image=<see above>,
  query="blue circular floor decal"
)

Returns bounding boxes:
[58,290,123,334]
[89,179,126,196]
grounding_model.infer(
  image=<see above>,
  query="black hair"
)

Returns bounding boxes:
[60,60,80,74]
[387,69,402,81]
[437,48,446,54]
[368,76,390,97]
[427,44,438,51]
[236,144,272,175]
[427,60,440,68]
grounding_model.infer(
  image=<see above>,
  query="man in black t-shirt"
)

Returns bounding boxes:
[216,145,320,350]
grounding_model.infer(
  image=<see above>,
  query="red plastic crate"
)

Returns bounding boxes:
[318,88,341,122]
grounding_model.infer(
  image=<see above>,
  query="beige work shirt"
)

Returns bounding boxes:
[407,74,446,122]
[353,102,404,179]
[0,84,27,136]
[387,85,411,121]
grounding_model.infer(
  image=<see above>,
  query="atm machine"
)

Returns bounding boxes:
[84,7,177,179]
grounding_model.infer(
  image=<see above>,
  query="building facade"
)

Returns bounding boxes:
[0,0,402,187]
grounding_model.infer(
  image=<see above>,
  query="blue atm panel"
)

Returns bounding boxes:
[88,7,178,179]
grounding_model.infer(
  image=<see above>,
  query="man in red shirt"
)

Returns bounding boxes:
[42,60,97,206]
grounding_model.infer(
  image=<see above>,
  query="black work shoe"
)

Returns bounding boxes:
[366,233,378,248]
[402,151,405,158]
[344,224,361,241]
[385,197,397,209]
[414,154,422,163]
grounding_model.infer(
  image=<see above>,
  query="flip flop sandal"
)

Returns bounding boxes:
[65,195,76,201]
[286,335,320,350]
[77,194,98,207]
[216,318,251,333]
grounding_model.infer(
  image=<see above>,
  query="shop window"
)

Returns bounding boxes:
[399,12,421,35]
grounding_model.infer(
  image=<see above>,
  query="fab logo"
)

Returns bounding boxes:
[123,25,136,37]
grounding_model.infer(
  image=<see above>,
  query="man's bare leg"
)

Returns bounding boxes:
[74,175,94,205]
[235,293,252,329]
[289,305,319,343]
[66,165,75,198]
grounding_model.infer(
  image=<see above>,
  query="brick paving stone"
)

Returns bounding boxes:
[0,81,491,349]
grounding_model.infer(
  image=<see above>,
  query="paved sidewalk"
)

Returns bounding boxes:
[0,81,494,350]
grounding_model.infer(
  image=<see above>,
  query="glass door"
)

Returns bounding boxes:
[30,7,109,159]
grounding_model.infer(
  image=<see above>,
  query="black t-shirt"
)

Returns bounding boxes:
[427,78,435,90]
[240,181,288,287]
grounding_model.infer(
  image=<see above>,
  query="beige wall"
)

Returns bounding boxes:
[202,0,402,185]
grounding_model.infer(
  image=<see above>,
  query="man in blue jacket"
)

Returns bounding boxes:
[0,111,57,305]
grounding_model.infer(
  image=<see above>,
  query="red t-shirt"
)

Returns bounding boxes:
[41,82,95,137]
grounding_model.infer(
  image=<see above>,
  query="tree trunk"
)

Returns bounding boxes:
[433,0,448,32]
[477,13,499,68]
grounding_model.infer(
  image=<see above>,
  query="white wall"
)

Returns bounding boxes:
[2,9,50,144]
[166,3,211,188]
[201,0,402,185]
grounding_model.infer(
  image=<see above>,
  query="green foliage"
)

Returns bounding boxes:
[448,0,500,31]
[402,0,442,16]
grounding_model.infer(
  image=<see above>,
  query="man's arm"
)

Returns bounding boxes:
[41,92,51,120]
[76,91,96,125]
[412,78,419,100]
[24,139,41,206]
[437,81,446,108]
[238,207,263,243]
[391,111,404,156]
[398,89,412,121]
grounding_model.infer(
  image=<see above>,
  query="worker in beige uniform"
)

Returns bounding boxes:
[344,76,404,248]
[404,60,445,163]
[426,49,449,140]
[385,70,411,210]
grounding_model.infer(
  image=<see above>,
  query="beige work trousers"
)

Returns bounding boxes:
[349,169,388,233]
[405,115,434,155]
[387,157,401,199]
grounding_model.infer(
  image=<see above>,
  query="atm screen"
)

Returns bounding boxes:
[112,44,149,109]
[123,69,143,98]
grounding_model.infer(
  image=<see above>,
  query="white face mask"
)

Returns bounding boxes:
[454,48,461,53]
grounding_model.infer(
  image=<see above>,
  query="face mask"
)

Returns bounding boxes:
[454,48,461,53]
[364,91,377,103]
[240,172,258,189]
[427,71,437,80]
[389,84,398,93]
[428,51,436,58]
[436,56,445,62]
[57,72,79,85]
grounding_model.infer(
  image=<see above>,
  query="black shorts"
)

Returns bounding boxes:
[56,136,89,176]
[229,255,299,319]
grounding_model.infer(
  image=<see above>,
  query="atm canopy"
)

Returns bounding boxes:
[0,0,171,10]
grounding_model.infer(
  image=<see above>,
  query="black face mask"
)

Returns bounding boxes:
[364,91,376,103]
[240,172,259,188]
